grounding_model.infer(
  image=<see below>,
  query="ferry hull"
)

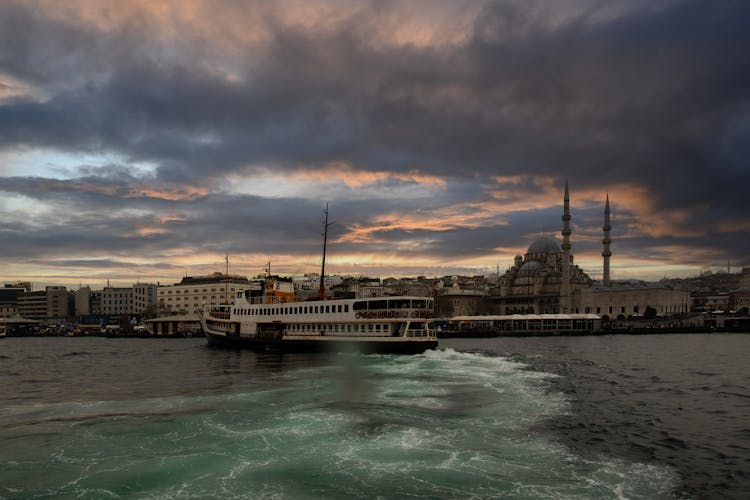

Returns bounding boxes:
[204,330,437,355]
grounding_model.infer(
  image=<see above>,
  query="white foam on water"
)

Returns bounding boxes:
[0,347,679,499]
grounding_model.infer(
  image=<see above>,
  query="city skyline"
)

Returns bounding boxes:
[2,0,749,290]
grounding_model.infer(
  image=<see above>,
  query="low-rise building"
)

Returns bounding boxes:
[17,291,46,320]
[577,282,691,319]
[436,288,488,317]
[0,286,24,318]
[729,267,750,314]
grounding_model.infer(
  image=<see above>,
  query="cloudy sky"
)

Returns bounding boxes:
[1,0,749,289]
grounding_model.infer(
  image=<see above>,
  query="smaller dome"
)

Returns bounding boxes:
[527,237,562,254]
[520,260,544,272]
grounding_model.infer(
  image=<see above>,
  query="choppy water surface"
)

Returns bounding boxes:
[0,335,747,498]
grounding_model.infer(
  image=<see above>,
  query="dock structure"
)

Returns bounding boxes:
[445,314,602,336]
[145,314,202,336]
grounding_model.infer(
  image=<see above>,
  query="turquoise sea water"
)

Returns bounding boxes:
[0,338,680,499]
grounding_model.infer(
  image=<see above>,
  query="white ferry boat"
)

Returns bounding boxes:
[200,206,438,354]
[200,279,438,354]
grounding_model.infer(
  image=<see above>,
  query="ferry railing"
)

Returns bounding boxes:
[405,328,436,339]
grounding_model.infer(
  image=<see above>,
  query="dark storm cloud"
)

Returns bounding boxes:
[3,1,748,189]
[1,0,749,278]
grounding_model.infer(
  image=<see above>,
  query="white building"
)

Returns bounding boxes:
[157,273,255,314]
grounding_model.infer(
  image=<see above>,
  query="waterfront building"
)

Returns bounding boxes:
[436,288,489,317]
[74,287,91,317]
[90,290,102,316]
[17,291,46,320]
[46,286,68,320]
[17,286,68,321]
[729,267,750,314]
[0,286,24,318]
[578,282,690,319]
[329,277,385,299]
[133,283,158,315]
[100,286,134,317]
[157,272,254,314]
[0,302,17,317]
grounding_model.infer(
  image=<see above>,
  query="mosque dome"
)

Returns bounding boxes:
[527,237,562,255]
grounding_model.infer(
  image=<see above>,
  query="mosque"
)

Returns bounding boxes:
[489,182,690,319]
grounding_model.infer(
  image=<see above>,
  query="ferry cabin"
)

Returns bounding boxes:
[210,292,435,339]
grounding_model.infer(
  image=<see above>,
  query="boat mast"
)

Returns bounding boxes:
[318,204,330,300]
[224,252,229,304]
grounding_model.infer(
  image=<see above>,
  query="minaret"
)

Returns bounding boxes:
[602,194,612,287]
[560,180,571,313]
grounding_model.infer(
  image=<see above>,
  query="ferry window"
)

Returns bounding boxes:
[370,300,387,310]
[375,324,381,332]
[412,300,427,309]
[344,305,348,312]
[337,305,342,313]
[368,324,374,332]
[390,299,409,309]
[315,306,319,314]
[325,306,330,313]
[347,325,352,332]
[353,301,366,311]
